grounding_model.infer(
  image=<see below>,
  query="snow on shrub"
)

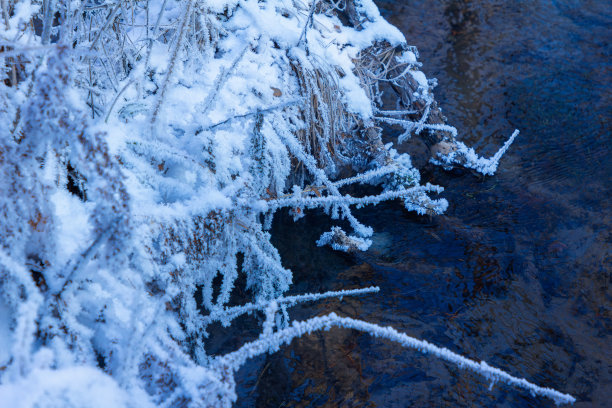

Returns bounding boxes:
[0,0,571,406]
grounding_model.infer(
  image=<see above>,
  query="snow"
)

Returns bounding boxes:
[50,189,92,265]
[0,366,144,408]
[410,70,429,89]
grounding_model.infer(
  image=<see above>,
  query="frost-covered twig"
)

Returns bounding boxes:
[265,184,443,211]
[333,164,398,187]
[55,217,123,296]
[217,313,576,406]
[274,116,373,237]
[0,250,42,378]
[203,286,379,326]
[431,129,520,175]
[105,79,134,122]
[1,0,9,30]
[375,109,418,116]
[414,100,431,135]
[150,0,195,124]
[265,164,398,200]
[199,43,251,117]
[488,129,520,170]
[88,2,122,51]
[202,99,302,131]
[375,115,458,143]
[41,0,56,45]
[297,0,318,47]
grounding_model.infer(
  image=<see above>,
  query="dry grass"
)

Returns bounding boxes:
[290,56,352,174]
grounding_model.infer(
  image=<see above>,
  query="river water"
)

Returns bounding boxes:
[219,1,611,406]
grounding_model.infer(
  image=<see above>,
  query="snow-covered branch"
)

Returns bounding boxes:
[203,286,380,327]
[217,313,576,406]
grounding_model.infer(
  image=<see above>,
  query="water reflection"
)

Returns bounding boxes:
[232,1,611,406]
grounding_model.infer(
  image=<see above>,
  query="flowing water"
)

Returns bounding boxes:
[213,1,611,406]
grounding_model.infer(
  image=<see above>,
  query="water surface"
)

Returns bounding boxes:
[228,1,611,406]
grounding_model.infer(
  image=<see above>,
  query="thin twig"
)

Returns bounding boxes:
[201,99,302,132]
[297,0,318,47]
[150,0,195,125]
[105,79,134,122]
[199,43,250,116]
[203,286,379,326]
[89,2,122,51]
[217,314,576,405]
[2,0,11,30]
[55,217,123,297]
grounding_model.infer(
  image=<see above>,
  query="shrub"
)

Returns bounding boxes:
[0,0,571,406]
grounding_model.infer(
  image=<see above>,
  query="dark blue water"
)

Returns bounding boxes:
[227,1,611,406]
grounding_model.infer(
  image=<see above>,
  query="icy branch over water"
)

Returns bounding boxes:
[265,184,444,211]
[430,129,521,175]
[333,164,398,187]
[202,286,380,327]
[218,313,576,406]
